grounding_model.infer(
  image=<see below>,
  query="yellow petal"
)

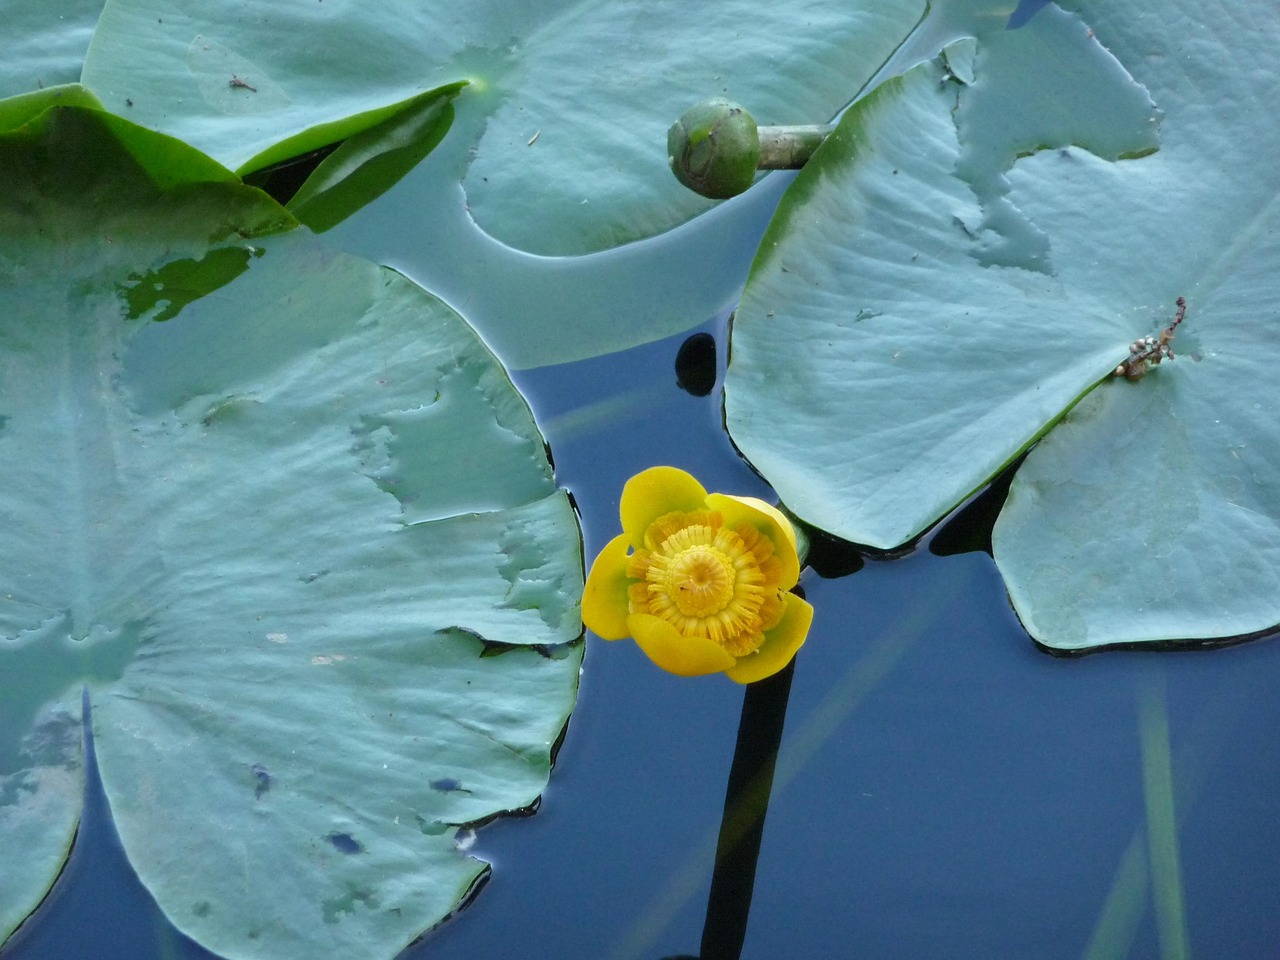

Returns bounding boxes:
[726,496,798,553]
[725,592,813,684]
[706,493,800,589]
[627,613,737,677]
[582,533,635,640]
[620,466,708,549]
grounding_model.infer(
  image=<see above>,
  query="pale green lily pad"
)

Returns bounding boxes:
[0,105,584,958]
[77,0,544,173]
[726,7,1159,548]
[75,0,472,230]
[70,6,465,231]
[76,0,928,254]
[992,0,1280,649]
[462,0,926,255]
[726,0,1280,649]
[0,0,105,98]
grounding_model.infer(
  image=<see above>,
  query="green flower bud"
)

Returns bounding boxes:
[668,98,761,200]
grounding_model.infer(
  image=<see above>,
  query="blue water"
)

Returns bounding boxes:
[7,307,1280,960]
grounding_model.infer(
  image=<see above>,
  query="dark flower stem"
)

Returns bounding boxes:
[699,656,797,960]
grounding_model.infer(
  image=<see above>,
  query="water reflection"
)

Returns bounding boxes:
[675,333,718,399]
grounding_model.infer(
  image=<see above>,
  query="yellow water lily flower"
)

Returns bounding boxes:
[583,466,813,683]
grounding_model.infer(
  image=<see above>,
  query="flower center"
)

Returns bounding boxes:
[627,511,779,657]
[667,547,734,617]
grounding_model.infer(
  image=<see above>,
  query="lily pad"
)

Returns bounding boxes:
[461,0,927,254]
[74,2,472,230]
[725,0,1280,649]
[0,0,105,98]
[78,0,485,174]
[73,0,929,254]
[0,105,583,957]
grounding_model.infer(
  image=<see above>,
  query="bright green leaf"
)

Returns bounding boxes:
[0,106,584,958]
[282,83,465,234]
[727,0,1280,649]
[0,85,105,133]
